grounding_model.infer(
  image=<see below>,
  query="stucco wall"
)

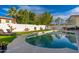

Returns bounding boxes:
[76,18,79,27]
[0,19,6,23]
[0,19,12,23]
[0,23,46,32]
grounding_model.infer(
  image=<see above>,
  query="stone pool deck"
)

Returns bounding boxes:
[5,34,78,53]
[75,30,79,52]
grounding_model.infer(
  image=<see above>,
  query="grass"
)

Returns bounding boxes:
[0,30,50,44]
[0,36,16,44]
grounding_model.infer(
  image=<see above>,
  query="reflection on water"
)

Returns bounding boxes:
[26,32,78,50]
[51,34,78,50]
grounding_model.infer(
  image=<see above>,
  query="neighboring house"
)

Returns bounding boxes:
[65,15,79,27]
[0,17,16,23]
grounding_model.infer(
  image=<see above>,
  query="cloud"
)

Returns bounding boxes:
[53,15,69,20]
[18,5,53,14]
[20,6,79,20]
[53,12,70,20]
[0,8,9,16]
[19,6,79,20]
[2,8,9,11]
[53,6,79,20]
[69,7,79,13]
[2,5,79,21]
[68,7,79,15]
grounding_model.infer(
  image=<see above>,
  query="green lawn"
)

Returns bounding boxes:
[0,36,16,44]
[0,30,50,44]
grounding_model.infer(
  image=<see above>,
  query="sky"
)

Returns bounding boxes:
[0,5,79,20]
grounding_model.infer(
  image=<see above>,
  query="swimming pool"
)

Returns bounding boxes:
[26,32,78,50]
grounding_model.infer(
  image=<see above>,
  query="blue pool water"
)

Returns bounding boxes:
[26,32,78,50]
[50,35,78,50]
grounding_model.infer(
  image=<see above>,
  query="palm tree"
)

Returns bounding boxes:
[17,9,29,24]
[7,7,17,23]
[29,11,36,24]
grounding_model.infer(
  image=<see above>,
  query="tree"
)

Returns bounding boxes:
[33,12,52,25]
[34,14,42,25]
[55,17,63,25]
[7,7,29,24]
[7,7,53,25]
[7,7,17,23]
[17,9,29,24]
[29,11,36,24]
[40,12,52,25]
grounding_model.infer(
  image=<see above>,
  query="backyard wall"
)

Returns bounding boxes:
[0,23,46,32]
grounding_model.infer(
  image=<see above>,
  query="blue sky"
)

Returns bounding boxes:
[0,5,79,20]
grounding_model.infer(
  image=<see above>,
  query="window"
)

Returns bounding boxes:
[6,20,9,23]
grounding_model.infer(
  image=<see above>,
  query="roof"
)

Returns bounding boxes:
[69,15,79,18]
[0,16,13,20]
[67,15,79,20]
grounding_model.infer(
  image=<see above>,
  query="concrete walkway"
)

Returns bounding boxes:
[6,35,78,53]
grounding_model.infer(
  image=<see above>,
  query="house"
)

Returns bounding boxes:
[65,15,79,27]
[0,17,16,23]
